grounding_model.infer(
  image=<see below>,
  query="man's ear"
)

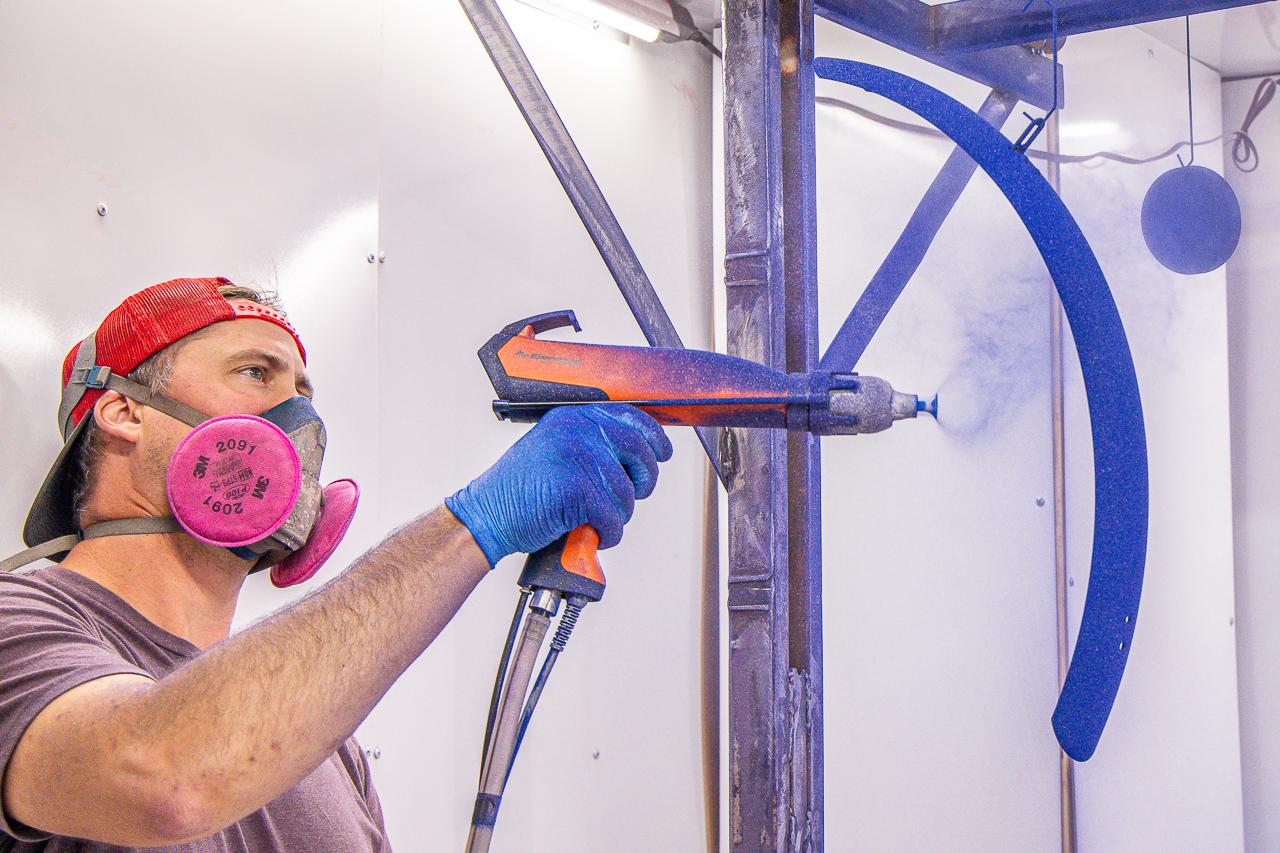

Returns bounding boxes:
[92,391,144,444]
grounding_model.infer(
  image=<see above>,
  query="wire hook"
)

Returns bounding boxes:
[1176,16,1196,167]
[1013,0,1060,154]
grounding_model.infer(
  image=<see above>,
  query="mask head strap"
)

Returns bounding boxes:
[0,517,185,573]
[59,333,208,434]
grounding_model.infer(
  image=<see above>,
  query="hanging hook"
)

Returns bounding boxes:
[1013,0,1060,154]
[1177,16,1196,167]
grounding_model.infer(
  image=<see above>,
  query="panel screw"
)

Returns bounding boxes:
[1068,577,1075,587]
[366,253,377,264]
[363,747,381,760]
[96,204,109,217]
[378,251,386,263]
[592,750,600,760]
[1229,617,1235,626]
[1035,496,1046,507]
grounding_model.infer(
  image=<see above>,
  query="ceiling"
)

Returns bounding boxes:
[1140,5,1280,79]
[674,1,1280,79]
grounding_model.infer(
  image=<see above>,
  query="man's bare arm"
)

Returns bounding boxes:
[5,505,488,845]
[5,404,671,846]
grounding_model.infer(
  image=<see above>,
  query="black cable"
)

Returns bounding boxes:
[479,589,530,781]
[505,649,560,786]
[815,95,941,139]
[1228,77,1277,172]
[815,95,1246,168]
[466,608,551,853]
[1032,137,1223,166]
[669,2,721,59]
[683,30,722,59]
[503,597,585,787]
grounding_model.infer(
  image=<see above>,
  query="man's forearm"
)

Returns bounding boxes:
[12,402,670,845]
[126,504,489,837]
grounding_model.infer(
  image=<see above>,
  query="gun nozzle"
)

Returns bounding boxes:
[890,391,918,422]
[825,380,936,434]
[891,391,938,422]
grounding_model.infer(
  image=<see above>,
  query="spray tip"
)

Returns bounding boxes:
[918,394,939,419]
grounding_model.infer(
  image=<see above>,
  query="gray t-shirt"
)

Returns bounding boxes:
[0,566,390,852]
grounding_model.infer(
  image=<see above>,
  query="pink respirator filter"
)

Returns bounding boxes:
[167,414,302,548]
[271,479,360,588]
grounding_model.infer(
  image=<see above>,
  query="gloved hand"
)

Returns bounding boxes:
[445,404,674,568]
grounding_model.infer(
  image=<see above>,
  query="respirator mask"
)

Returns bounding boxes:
[159,390,359,587]
[3,277,359,586]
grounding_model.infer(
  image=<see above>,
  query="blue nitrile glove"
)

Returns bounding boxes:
[445,404,674,568]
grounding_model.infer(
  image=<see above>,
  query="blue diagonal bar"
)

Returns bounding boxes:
[819,87,1020,372]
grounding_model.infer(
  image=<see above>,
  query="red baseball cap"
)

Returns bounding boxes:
[23,277,307,550]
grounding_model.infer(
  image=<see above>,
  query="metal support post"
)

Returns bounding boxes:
[722,0,822,848]
[1045,111,1078,853]
[780,0,823,849]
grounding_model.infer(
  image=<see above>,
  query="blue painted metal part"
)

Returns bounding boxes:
[1141,165,1242,276]
[931,0,1271,53]
[781,16,825,842]
[456,0,724,483]
[814,57,1150,761]
[818,88,1020,372]
[1010,0,1060,154]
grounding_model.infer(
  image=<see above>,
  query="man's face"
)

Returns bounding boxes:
[132,315,313,513]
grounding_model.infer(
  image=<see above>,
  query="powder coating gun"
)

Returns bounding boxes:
[465,311,934,852]
[483,307,934,611]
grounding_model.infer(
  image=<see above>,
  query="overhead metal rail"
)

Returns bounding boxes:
[814,0,1268,110]
[813,0,1061,109]
[929,0,1271,52]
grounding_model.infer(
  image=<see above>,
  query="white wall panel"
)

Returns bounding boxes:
[1060,29,1244,853]
[0,2,716,849]
[811,20,1061,852]
[1225,74,1280,853]
[371,2,715,850]
[806,19,1244,853]
[0,0,384,619]
[0,3,1251,852]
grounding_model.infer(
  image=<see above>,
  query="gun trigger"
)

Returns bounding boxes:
[502,310,582,338]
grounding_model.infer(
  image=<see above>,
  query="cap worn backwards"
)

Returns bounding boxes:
[23,277,307,552]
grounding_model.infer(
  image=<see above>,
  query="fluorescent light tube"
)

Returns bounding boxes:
[513,0,677,43]
[556,0,662,41]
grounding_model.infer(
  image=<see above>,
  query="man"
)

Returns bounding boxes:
[0,277,671,850]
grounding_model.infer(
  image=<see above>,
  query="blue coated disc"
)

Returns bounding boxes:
[1141,164,1242,275]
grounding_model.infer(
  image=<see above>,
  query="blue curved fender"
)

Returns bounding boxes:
[814,58,1149,762]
